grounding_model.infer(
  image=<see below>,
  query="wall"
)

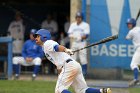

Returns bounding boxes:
[90,0,140,70]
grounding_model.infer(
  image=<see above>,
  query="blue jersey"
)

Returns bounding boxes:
[22,39,44,59]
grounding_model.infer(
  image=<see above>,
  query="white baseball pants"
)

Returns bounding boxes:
[55,60,88,93]
[13,57,41,66]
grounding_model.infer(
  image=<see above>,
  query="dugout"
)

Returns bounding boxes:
[0,0,70,79]
[0,0,70,38]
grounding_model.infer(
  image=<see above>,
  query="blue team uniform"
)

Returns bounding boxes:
[22,39,44,59]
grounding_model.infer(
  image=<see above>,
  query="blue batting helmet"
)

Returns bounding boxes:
[75,12,83,19]
[126,18,136,27]
[34,29,51,42]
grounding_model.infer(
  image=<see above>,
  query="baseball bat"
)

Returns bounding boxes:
[136,9,140,21]
[73,35,118,53]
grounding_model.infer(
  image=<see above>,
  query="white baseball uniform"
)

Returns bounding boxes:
[126,26,140,70]
[42,40,88,93]
[68,21,90,65]
[8,20,25,54]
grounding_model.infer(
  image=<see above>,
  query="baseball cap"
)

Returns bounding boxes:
[30,29,37,34]
[76,12,83,17]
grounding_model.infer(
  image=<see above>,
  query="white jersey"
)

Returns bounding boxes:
[8,20,25,54]
[41,20,58,33]
[8,20,25,40]
[68,21,90,41]
[43,40,72,69]
[126,27,140,49]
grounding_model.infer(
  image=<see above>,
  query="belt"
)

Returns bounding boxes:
[61,59,73,68]
[66,59,73,63]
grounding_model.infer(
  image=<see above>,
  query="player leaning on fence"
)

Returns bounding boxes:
[34,29,111,93]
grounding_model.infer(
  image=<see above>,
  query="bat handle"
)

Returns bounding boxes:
[72,48,83,53]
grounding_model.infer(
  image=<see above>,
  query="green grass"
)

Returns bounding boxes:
[129,88,140,93]
[0,80,74,93]
[123,69,133,75]
[0,80,140,93]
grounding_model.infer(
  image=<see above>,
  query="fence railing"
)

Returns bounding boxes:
[0,36,13,80]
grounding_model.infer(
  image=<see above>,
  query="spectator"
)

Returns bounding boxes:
[41,14,58,41]
[68,12,90,77]
[13,29,44,80]
[7,12,25,56]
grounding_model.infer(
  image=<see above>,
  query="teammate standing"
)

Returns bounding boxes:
[68,12,89,76]
[34,29,111,93]
[7,12,25,56]
[126,18,140,86]
[13,29,44,80]
[41,14,58,41]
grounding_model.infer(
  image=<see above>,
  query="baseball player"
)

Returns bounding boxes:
[7,12,25,56]
[68,12,89,76]
[126,18,140,86]
[13,29,44,80]
[34,29,111,93]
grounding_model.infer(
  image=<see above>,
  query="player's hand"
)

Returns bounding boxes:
[69,34,78,41]
[57,68,62,75]
[69,34,82,42]
[64,48,74,55]
[26,57,33,62]
[69,34,74,38]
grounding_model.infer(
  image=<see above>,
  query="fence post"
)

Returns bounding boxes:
[0,37,13,80]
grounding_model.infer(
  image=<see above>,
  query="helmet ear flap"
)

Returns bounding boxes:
[40,36,44,42]
[40,36,47,42]
[43,37,47,41]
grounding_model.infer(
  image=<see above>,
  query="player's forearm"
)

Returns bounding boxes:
[58,45,66,52]
[82,35,88,40]
[58,45,74,55]
[81,36,86,39]
[126,36,131,40]
[54,45,68,52]
[57,68,62,75]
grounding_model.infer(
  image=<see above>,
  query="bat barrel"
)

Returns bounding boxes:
[73,35,118,53]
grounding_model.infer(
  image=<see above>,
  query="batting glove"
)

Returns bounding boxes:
[64,48,74,55]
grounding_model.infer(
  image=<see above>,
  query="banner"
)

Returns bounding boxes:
[90,0,140,69]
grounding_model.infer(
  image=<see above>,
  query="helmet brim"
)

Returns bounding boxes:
[33,34,38,38]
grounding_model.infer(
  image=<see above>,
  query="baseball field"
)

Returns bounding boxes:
[0,80,74,93]
[0,80,139,93]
